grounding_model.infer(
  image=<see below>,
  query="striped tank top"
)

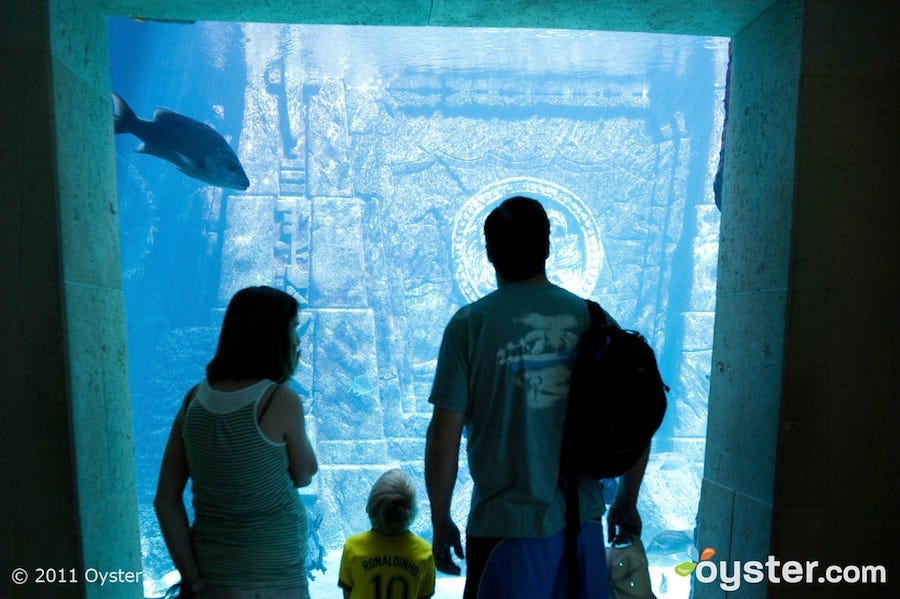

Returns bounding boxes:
[182,380,308,588]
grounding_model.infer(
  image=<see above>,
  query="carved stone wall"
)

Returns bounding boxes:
[213,29,724,547]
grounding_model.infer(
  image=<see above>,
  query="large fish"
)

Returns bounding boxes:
[112,93,250,190]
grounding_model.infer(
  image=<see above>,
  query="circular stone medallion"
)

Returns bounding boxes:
[452,177,604,304]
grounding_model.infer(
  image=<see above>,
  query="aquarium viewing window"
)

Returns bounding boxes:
[108,18,728,598]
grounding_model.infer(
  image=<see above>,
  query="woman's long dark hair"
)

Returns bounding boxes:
[206,286,299,384]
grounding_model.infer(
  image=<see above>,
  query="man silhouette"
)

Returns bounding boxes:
[425,196,648,598]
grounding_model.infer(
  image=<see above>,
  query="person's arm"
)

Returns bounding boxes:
[154,399,203,594]
[425,406,465,574]
[606,442,650,543]
[277,386,318,487]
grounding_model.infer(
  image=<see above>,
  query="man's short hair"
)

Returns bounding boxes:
[484,196,550,281]
[366,469,417,535]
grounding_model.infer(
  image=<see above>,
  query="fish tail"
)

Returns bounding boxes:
[112,92,137,134]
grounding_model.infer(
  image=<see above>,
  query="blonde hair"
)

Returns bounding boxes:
[366,469,417,535]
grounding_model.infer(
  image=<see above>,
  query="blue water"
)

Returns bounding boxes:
[108,18,727,598]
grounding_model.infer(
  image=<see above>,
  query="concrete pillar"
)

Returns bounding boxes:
[696,2,802,597]
[1,0,142,597]
[771,2,899,596]
[1,2,83,597]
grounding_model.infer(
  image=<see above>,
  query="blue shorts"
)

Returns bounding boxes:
[465,520,609,599]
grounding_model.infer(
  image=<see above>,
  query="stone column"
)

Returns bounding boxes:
[1,1,142,597]
[306,79,389,542]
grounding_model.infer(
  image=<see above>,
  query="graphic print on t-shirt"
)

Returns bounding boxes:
[495,312,580,409]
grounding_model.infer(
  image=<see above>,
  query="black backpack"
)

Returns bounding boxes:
[561,300,669,480]
[560,300,668,597]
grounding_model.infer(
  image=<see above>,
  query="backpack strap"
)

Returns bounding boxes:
[586,298,609,327]
[562,299,609,599]
[562,475,581,599]
[257,383,280,425]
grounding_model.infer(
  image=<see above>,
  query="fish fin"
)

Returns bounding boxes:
[153,108,178,119]
[136,143,197,174]
[176,152,201,170]
[135,142,172,160]
[166,152,202,176]
[112,93,137,134]
[152,108,193,127]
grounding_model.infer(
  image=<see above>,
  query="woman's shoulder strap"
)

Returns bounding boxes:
[177,384,200,420]
[257,383,281,424]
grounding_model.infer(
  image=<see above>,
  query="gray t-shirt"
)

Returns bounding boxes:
[429,282,610,538]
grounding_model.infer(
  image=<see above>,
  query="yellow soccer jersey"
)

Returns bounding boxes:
[338,530,436,599]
